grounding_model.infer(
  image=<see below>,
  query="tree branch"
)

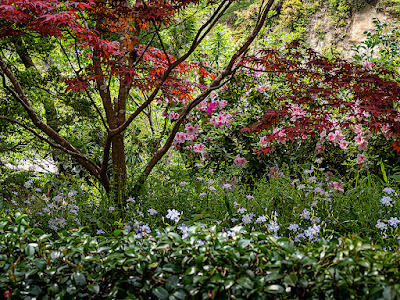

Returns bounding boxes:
[93,49,114,126]
[133,32,156,67]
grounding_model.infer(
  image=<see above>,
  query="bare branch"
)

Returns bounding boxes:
[58,40,79,76]
[85,89,110,131]
[153,22,171,65]
[133,32,156,66]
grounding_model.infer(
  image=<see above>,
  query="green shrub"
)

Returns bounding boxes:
[280,0,305,30]
[1,213,400,299]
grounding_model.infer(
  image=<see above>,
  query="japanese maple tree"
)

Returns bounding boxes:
[0,0,275,209]
[242,40,400,163]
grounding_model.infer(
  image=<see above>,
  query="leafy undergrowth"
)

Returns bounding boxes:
[4,162,400,249]
[1,214,400,299]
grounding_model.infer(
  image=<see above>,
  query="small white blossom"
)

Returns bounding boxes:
[242,214,252,224]
[237,207,247,214]
[166,209,181,222]
[376,220,387,231]
[383,187,395,194]
[147,208,158,215]
[267,221,280,233]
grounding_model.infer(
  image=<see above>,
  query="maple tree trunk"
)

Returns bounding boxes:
[111,133,126,207]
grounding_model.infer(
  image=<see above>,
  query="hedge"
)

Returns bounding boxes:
[1,213,400,299]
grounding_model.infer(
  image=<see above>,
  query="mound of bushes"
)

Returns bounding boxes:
[1,213,400,299]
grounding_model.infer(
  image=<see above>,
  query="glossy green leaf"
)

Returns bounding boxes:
[153,287,169,300]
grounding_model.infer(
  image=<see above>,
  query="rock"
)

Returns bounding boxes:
[304,4,395,61]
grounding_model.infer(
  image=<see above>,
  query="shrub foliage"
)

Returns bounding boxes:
[1,214,400,299]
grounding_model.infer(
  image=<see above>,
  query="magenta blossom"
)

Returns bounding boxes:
[206,101,218,116]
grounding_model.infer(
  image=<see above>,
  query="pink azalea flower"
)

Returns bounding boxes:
[329,181,344,192]
[357,153,367,164]
[255,86,265,92]
[198,100,208,111]
[193,143,205,153]
[355,135,363,143]
[339,140,348,150]
[168,111,179,120]
[210,113,232,128]
[354,125,363,136]
[260,136,268,146]
[210,91,218,101]
[234,154,247,168]
[315,142,325,154]
[185,123,199,135]
[174,132,187,144]
[185,123,194,132]
[357,139,368,151]
[334,130,344,143]
[269,167,278,176]
[186,134,197,141]
[219,100,228,109]
[362,61,374,70]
